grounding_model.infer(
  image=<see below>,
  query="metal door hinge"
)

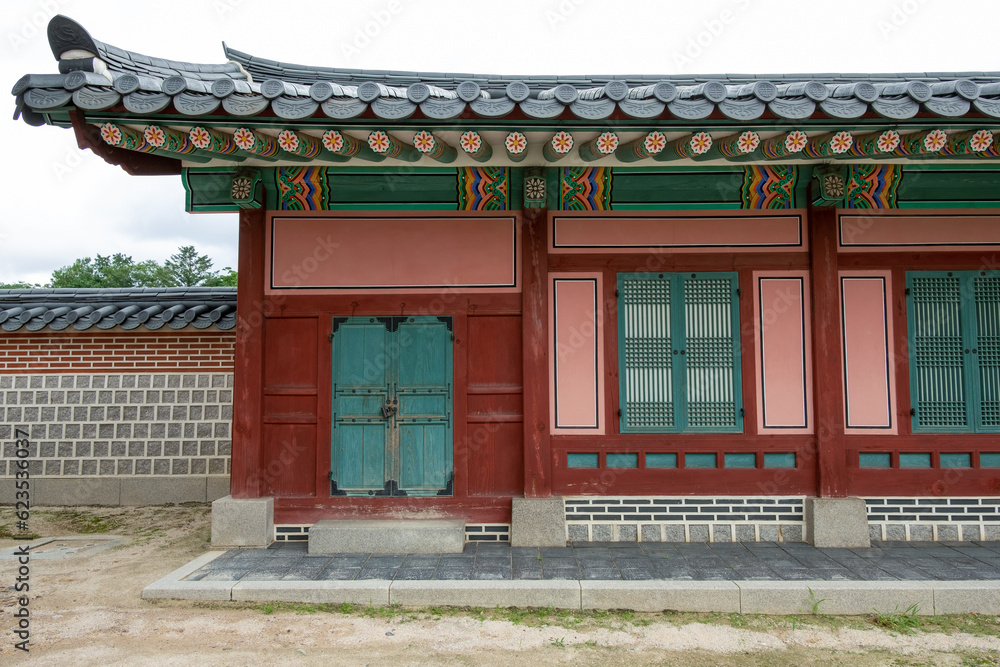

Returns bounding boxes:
[615,289,620,298]
[328,333,334,342]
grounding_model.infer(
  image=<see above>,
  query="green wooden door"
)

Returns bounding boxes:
[330,316,453,496]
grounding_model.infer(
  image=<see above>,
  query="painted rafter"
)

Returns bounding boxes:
[651,131,715,162]
[274,129,348,163]
[186,126,254,162]
[578,132,620,162]
[231,127,300,162]
[613,131,667,163]
[544,131,575,162]
[320,130,385,162]
[503,132,528,162]
[97,122,212,163]
[411,130,457,163]
[459,131,492,162]
[367,130,421,162]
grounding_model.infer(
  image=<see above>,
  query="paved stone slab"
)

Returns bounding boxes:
[738,581,935,615]
[142,551,231,600]
[389,580,580,609]
[581,581,740,612]
[933,581,1000,614]
[308,520,464,554]
[231,580,390,605]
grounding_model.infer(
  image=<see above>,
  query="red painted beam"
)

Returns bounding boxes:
[230,206,267,498]
[522,210,551,497]
[809,207,847,497]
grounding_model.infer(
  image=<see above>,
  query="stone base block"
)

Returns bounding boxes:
[805,497,871,548]
[511,498,566,547]
[211,495,273,548]
[308,519,465,554]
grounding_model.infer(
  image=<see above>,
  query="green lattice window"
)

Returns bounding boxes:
[907,271,1000,433]
[617,272,743,433]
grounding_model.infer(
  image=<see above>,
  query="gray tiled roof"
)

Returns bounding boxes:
[13,15,1000,125]
[0,288,237,332]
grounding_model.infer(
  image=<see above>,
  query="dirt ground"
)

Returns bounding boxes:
[0,505,998,666]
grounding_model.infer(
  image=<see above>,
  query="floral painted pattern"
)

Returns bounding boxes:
[970,129,993,152]
[877,130,900,152]
[233,128,256,151]
[368,130,391,153]
[784,130,807,153]
[231,176,253,200]
[460,131,482,154]
[505,131,527,154]
[412,130,436,153]
[596,132,619,154]
[643,131,666,154]
[737,131,759,153]
[550,131,574,154]
[100,123,123,146]
[923,129,947,152]
[278,130,300,152]
[830,131,853,154]
[525,177,546,200]
[322,130,345,153]
[189,127,211,149]
[143,125,166,148]
[690,131,713,155]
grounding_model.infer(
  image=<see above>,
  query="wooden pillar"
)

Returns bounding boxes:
[522,208,552,497]
[809,206,848,497]
[230,206,266,498]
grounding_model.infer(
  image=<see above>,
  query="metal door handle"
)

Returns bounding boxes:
[381,401,396,418]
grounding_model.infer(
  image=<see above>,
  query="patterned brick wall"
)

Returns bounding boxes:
[0,373,232,479]
[0,333,235,372]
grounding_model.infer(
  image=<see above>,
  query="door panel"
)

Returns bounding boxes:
[331,316,453,496]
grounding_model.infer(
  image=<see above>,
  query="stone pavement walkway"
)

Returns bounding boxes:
[184,540,1000,583]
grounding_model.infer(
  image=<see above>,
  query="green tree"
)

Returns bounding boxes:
[160,245,219,287]
[0,281,40,289]
[50,253,163,288]
[202,267,238,287]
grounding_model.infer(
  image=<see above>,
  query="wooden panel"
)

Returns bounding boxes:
[611,171,744,206]
[268,214,518,291]
[260,424,317,497]
[551,211,804,253]
[326,172,458,204]
[263,395,317,422]
[550,275,603,433]
[467,394,523,417]
[840,212,1000,250]
[468,316,523,387]
[465,422,524,496]
[841,274,895,432]
[754,274,813,433]
[263,317,318,389]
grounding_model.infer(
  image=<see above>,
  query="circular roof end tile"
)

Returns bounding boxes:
[907,81,932,103]
[114,74,141,95]
[261,78,287,99]
[955,79,980,101]
[357,81,381,102]
[506,81,530,102]
[407,82,430,103]
[752,81,777,102]
[804,81,830,102]
[703,81,727,103]
[854,82,878,103]
[604,80,628,101]
[553,83,578,104]
[310,81,334,102]
[653,81,678,103]
[457,81,481,102]
[64,71,88,91]
[161,75,188,96]
[211,78,235,98]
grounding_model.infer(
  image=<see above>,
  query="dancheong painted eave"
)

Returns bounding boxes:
[13,15,1000,171]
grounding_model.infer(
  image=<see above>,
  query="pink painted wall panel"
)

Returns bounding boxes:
[758,278,808,429]
[552,214,802,252]
[841,277,893,430]
[840,214,1000,249]
[553,279,598,428]
[269,216,516,289]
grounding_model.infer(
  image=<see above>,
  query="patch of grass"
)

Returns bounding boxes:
[728,612,748,628]
[961,653,1000,667]
[871,604,921,634]
[548,636,565,648]
[805,587,828,614]
[919,613,1000,637]
[40,509,126,534]
[0,524,40,540]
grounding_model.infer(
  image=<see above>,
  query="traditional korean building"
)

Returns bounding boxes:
[11,15,1000,548]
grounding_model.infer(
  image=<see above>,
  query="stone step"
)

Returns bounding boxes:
[307,519,466,554]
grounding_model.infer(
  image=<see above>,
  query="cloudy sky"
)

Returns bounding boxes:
[3,0,999,285]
